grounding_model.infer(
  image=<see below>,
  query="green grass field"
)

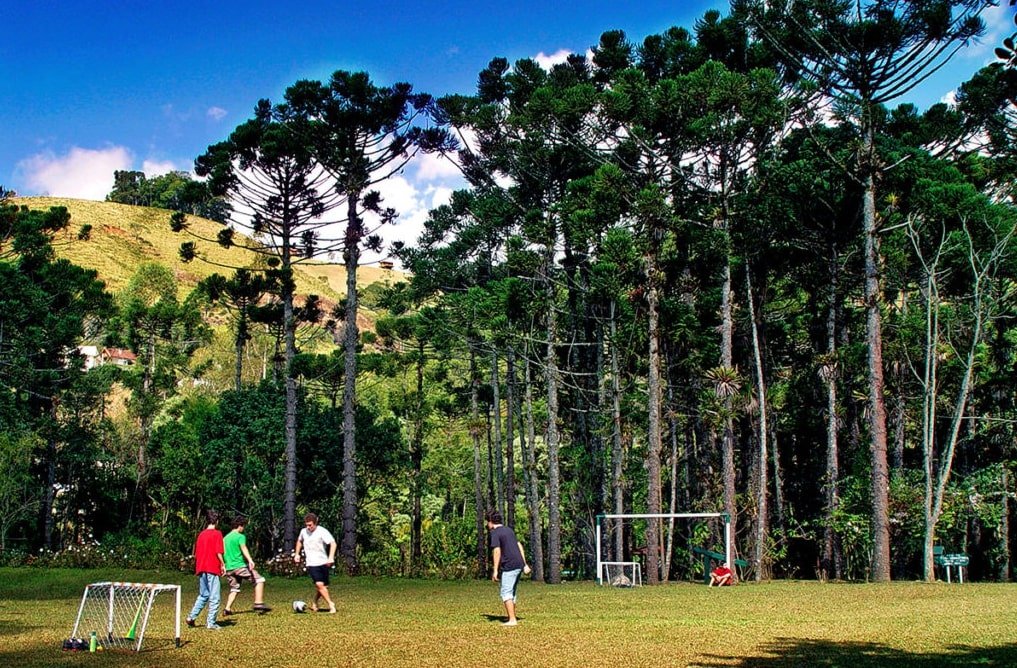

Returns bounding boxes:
[2,569,1016,667]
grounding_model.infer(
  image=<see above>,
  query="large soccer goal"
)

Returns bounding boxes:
[69,582,181,652]
[595,513,732,585]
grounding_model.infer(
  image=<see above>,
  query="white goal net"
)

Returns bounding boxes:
[69,582,181,652]
[600,561,643,587]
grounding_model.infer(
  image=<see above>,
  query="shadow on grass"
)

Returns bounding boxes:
[0,638,191,667]
[696,637,1017,667]
[0,618,34,635]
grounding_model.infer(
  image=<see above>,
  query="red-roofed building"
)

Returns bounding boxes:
[101,347,137,367]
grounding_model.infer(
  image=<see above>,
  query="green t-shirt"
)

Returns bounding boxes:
[223,530,248,571]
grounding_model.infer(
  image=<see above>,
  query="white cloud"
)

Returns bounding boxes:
[142,159,178,176]
[940,90,958,107]
[413,150,461,181]
[534,49,573,70]
[207,106,228,121]
[428,185,453,209]
[15,146,132,199]
[966,4,1014,62]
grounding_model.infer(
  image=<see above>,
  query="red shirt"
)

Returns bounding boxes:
[713,566,732,577]
[194,528,224,575]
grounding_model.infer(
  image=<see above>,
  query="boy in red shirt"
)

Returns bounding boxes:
[709,563,734,587]
[186,510,226,629]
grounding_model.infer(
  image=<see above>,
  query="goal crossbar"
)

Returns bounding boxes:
[595,512,731,585]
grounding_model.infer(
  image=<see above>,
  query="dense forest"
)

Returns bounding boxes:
[2,1,1017,584]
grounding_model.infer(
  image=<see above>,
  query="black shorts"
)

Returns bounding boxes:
[307,565,330,585]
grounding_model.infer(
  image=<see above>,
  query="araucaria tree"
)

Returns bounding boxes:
[742,0,991,582]
[194,72,449,562]
[194,100,338,548]
[278,71,450,572]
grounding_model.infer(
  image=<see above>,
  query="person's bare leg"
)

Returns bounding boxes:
[316,582,335,612]
[225,591,238,611]
[254,581,265,605]
[502,599,517,626]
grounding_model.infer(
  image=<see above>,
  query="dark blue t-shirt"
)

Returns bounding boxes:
[490,525,524,572]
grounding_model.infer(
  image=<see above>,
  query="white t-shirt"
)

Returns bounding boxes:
[299,526,336,567]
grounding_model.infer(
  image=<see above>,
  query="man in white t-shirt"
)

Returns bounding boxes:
[293,513,337,614]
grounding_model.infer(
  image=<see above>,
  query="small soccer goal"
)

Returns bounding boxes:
[601,561,643,587]
[69,582,181,652]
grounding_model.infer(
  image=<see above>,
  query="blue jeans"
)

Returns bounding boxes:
[499,568,522,602]
[188,573,221,627]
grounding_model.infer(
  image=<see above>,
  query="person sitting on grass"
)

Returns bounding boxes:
[709,562,734,587]
[223,516,271,616]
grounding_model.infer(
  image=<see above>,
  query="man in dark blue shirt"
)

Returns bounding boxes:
[486,510,531,626]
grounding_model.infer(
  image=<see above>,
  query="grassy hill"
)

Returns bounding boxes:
[13,197,407,328]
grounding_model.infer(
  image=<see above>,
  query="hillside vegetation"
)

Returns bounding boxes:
[13,198,406,319]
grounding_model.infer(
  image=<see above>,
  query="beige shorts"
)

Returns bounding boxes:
[226,566,265,593]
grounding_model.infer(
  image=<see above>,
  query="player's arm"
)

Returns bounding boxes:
[491,546,501,581]
[241,541,255,569]
[518,541,531,573]
[326,536,336,566]
[293,536,303,563]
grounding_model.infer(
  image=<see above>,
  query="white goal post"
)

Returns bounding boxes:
[595,512,731,585]
[70,581,181,652]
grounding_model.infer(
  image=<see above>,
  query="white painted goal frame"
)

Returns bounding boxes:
[70,581,181,652]
[595,513,731,585]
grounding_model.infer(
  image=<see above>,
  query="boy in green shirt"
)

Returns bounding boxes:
[223,516,270,616]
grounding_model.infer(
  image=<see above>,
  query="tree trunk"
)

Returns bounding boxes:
[1002,469,1010,582]
[410,339,424,575]
[506,347,517,528]
[862,128,891,582]
[645,277,663,585]
[485,409,495,509]
[747,269,769,581]
[234,304,246,391]
[664,378,680,582]
[610,301,625,564]
[821,262,841,580]
[341,196,362,574]
[41,403,58,550]
[491,350,504,516]
[719,259,738,555]
[282,236,299,551]
[522,356,544,581]
[470,346,487,578]
[545,249,563,584]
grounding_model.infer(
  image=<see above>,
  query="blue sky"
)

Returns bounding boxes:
[3,1,1012,248]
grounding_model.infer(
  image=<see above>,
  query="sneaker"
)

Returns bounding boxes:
[222,609,233,617]
[186,618,196,628]
[206,623,223,630]
[253,603,271,613]
[501,620,518,627]
[327,604,336,614]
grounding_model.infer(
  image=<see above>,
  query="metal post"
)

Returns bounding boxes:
[175,585,181,647]
[71,584,91,640]
[724,514,732,568]
[595,516,603,585]
[107,585,115,639]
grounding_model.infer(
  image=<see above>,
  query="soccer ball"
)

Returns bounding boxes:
[293,600,307,613]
